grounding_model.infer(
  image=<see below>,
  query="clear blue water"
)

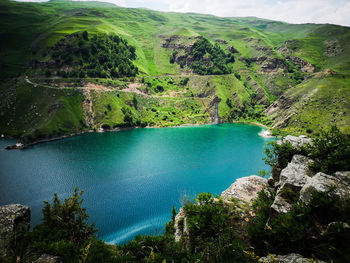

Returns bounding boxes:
[0,123,272,244]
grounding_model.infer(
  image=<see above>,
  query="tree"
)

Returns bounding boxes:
[83,31,89,41]
[32,187,96,246]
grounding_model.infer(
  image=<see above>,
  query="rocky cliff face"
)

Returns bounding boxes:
[0,204,31,259]
[174,135,350,262]
[0,204,62,263]
[0,204,30,246]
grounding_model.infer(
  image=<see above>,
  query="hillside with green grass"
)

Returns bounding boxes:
[1,0,350,143]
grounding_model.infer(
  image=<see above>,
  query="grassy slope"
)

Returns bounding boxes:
[0,0,350,140]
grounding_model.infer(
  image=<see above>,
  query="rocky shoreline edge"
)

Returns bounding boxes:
[173,134,350,263]
[3,121,271,150]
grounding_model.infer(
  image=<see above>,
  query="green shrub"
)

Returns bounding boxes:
[263,140,300,169]
[30,188,97,262]
[183,193,253,262]
[47,32,138,78]
[308,126,350,174]
[248,188,350,262]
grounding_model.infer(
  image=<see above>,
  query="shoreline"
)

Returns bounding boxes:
[4,121,273,150]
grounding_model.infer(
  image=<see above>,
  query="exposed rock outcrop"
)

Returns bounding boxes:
[278,135,312,149]
[271,155,313,214]
[162,36,200,52]
[286,56,315,73]
[267,136,350,217]
[174,207,189,242]
[239,56,288,73]
[277,155,313,188]
[215,39,227,44]
[34,254,62,263]
[278,40,301,56]
[299,171,350,204]
[260,253,325,263]
[324,39,343,57]
[0,204,30,247]
[174,175,268,243]
[221,175,267,203]
[227,45,238,53]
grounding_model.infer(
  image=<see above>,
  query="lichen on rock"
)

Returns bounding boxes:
[221,175,268,204]
[0,204,30,248]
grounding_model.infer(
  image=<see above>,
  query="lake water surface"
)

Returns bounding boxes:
[0,124,272,244]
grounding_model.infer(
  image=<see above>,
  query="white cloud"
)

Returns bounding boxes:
[103,0,350,26]
[16,0,350,26]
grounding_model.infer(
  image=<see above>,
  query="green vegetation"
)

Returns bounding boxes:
[187,37,233,75]
[264,125,350,173]
[308,126,350,173]
[2,190,255,263]
[248,188,350,262]
[3,127,350,262]
[0,0,350,140]
[42,32,138,78]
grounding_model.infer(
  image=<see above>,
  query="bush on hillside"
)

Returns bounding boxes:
[264,125,350,173]
[170,37,234,75]
[308,126,350,173]
[48,32,138,78]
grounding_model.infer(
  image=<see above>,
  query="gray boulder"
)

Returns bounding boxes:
[278,135,312,149]
[271,155,313,214]
[300,171,350,204]
[277,155,313,189]
[0,204,30,247]
[270,194,293,214]
[260,253,325,263]
[33,254,61,263]
[221,175,267,204]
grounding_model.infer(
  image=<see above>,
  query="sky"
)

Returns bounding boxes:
[16,0,350,27]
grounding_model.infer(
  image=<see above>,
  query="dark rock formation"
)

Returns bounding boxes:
[0,204,30,247]
[162,36,200,52]
[286,56,315,73]
[324,39,343,57]
[278,40,301,56]
[227,45,238,53]
[253,45,274,56]
[239,56,288,72]
[215,39,227,44]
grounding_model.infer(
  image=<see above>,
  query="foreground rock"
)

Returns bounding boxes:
[34,254,61,263]
[174,175,267,243]
[270,154,313,215]
[0,204,30,247]
[260,253,325,263]
[278,135,312,149]
[174,207,189,242]
[300,171,350,204]
[221,175,267,203]
[277,155,313,189]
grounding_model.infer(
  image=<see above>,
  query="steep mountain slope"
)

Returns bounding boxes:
[0,0,349,143]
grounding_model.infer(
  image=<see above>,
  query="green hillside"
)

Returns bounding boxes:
[1,0,350,143]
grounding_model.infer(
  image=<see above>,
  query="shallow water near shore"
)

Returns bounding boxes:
[0,123,273,244]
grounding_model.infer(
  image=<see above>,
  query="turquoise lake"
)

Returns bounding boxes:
[0,123,272,244]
